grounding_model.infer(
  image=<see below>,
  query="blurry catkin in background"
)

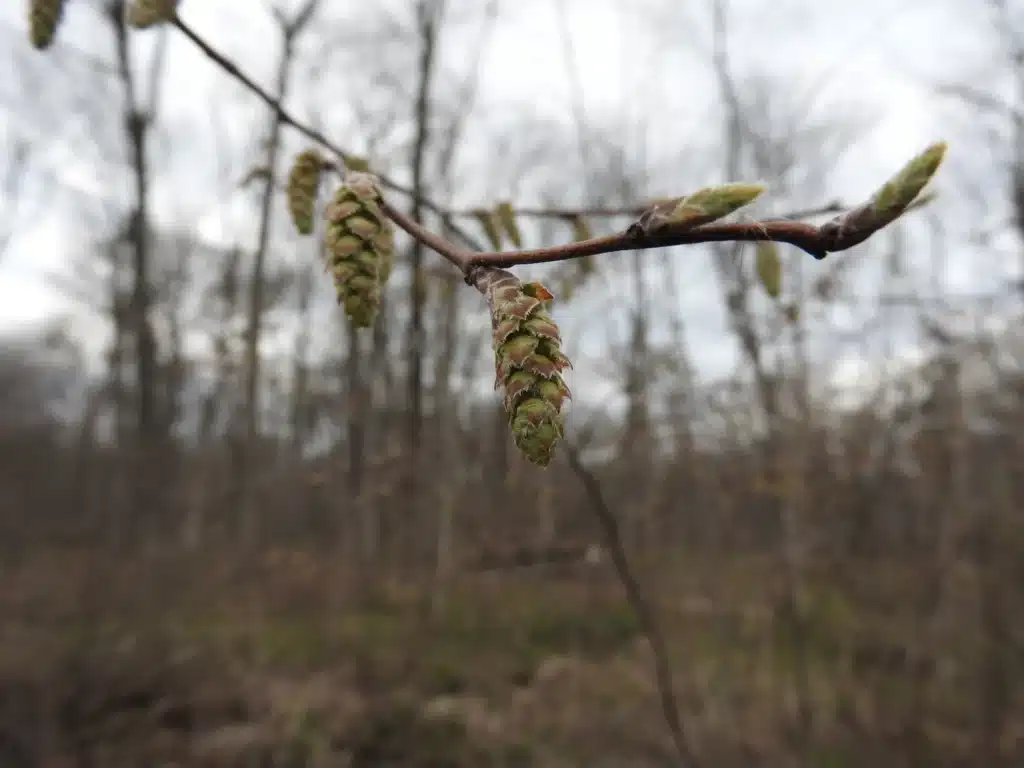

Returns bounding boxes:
[28,0,65,49]
[126,0,180,29]
[287,149,327,236]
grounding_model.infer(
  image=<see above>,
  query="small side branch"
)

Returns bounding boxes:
[565,440,702,768]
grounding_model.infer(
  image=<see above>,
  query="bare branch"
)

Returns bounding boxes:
[936,83,1023,121]
[446,199,849,222]
[381,198,469,270]
[170,15,487,252]
[383,153,943,281]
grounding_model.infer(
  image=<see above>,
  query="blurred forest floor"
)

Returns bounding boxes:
[1,546,1019,767]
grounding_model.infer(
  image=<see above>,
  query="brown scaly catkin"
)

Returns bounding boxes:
[126,0,180,29]
[322,173,394,328]
[28,0,65,50]
[481,270,571,466]
[286,149,325,236]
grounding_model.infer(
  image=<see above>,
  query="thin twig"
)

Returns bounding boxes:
[386,202,837,269]
[171,15,487,253]
[172,15,842,238]
[386,185,938,272]
[445,199,847,221]
[380,199,470,270]
[564,440,702,768]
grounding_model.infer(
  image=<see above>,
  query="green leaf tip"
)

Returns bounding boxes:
[872,141,947,217]
[817,141,948,255]
[669,182,765,228]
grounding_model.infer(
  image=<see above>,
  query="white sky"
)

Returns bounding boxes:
[0,0,1012,415]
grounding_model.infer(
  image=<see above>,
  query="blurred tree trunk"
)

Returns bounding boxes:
[425,0,497,607]
[347,312,373,568]
[658,249,699,547]
[430,271,461,611]
[238,7,313,547]
[708,0,812,748]
[622,250,652,550]
[184,246,241,550]
[405,0,444,564]
[289,264,316,546]
[289,267,314,462]
[110,0,163,550]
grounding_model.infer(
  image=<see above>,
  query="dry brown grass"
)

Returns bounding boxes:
[0,545,1018,767]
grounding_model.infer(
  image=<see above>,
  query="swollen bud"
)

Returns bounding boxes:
[323,173,395,328]
[819,142,947,253]
[669,183,765,229]
[286,149,325,235]
[484,272,572,466]
[29,0,65,49]
[126,0,180,29]
[870,141,947,219]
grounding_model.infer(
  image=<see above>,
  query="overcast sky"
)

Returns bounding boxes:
[0,0,1015,414]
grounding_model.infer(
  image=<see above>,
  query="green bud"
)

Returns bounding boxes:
[819,142,947,253]
[871,141,947,218]
[669,183,765,229]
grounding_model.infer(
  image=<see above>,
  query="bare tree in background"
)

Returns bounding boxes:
[235,0,321,545]
[10,3,1023,768]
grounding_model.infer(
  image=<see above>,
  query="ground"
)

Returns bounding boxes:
[0,547,1018,766]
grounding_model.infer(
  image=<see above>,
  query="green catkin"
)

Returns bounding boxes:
[485,273,572,466]
[322,173,394,328]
